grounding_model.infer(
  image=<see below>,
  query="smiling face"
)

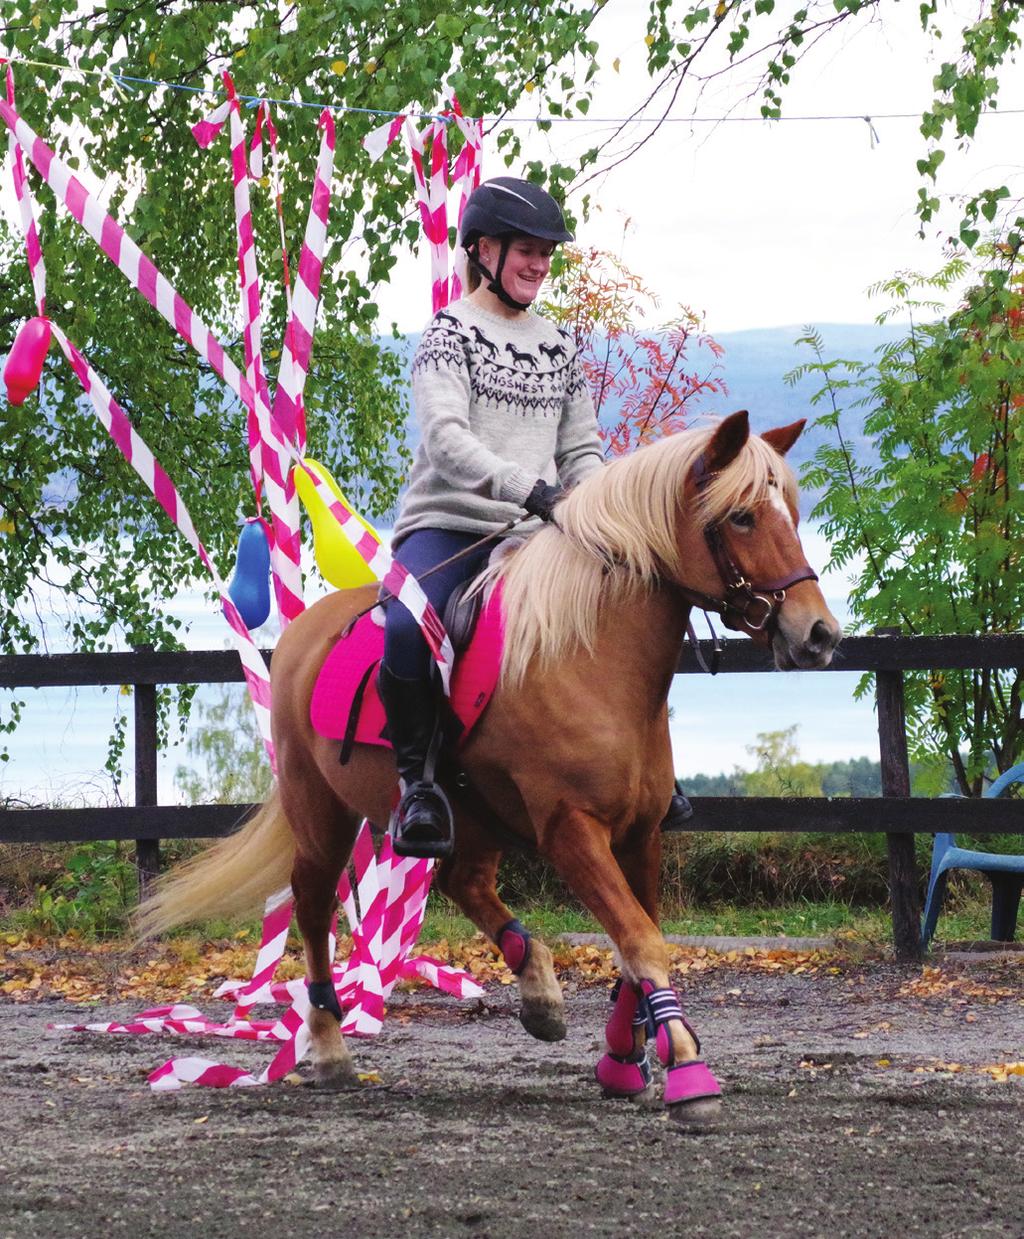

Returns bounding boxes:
[478,234,554,306]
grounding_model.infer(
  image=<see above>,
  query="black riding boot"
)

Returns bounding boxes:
[377,665,454,859]
[660,779,694,832]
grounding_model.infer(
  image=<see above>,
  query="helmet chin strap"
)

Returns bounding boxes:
[468,238,531,312]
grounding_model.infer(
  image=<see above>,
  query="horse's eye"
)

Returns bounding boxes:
[729,510,755,530]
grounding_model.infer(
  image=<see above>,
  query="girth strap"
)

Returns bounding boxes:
[338,660,378,767]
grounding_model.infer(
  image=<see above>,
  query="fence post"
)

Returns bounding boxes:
[133,655,160,897]
[874,626,922,963]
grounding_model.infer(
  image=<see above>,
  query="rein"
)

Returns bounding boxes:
[340,514,532,636]
[677,454,819,640]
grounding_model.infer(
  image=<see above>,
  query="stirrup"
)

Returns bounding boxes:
[390,780,454,859]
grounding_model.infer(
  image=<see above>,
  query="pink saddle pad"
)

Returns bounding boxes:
[310,585,505,751]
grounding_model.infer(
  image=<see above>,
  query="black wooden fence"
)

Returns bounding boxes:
[2,630,1023,962]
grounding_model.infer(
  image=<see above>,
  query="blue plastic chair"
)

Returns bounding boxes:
[921,761,1024,947]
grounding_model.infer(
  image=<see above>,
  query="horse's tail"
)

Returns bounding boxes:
[134,786,295,938]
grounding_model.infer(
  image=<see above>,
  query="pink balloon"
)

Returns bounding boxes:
[3,316,52,406]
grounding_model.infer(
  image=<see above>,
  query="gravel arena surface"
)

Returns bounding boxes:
[2,957,1023,1239]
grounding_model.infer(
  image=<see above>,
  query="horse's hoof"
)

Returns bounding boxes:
[519,1002,567,1042]
[667,1095,723,1128]
[311,1060,359,1091]
[602,1083,658,1104]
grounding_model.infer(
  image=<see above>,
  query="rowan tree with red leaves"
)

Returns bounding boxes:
[541,244,725,457]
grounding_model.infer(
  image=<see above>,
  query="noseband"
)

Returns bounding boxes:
[678,455,819,638]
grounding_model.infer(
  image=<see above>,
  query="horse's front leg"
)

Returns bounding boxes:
[437,816,566,1042]
[543,809,721,1124]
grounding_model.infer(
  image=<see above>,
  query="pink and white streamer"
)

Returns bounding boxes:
[0,92,453,685]
[4,65,45,316]
[53,834,484,1089]
[193,74,304,627]
[362,115,405,162]
[448,113,483,302]
[406,117,450,313]
[269,108,334,454]
[5,70,474,1087]
[51,324,277,756]
[363,100,481,310]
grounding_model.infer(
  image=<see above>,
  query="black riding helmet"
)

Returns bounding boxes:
[460,177,573,311]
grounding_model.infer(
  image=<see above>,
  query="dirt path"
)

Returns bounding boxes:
[2,957,1023,1239]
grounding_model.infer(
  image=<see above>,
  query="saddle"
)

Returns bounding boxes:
[309,582,504,760]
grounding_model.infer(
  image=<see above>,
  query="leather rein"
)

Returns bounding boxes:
[675,454,819,640]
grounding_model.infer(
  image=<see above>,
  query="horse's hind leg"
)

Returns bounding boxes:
[281,773,361,1088]
[437,814,565,1042]
[543,810,721,1123]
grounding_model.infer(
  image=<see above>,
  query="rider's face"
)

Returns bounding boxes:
[479,235,554,305]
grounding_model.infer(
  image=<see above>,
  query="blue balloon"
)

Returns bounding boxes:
[228,520,272,630]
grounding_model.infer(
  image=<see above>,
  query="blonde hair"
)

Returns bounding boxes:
[488,425,797,688]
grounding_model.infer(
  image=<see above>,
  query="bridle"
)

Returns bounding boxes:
[675,454,819,640]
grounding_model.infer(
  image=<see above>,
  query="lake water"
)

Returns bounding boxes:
[0,525,874,806]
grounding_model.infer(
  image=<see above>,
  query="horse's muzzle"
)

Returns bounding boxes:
[773,616,842,670]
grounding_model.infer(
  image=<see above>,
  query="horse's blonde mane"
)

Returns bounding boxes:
[487,425,798,688]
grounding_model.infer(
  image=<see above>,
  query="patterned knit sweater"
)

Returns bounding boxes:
[392,298,605,543]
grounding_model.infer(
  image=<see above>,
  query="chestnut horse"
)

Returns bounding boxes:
[140,411,841,1125]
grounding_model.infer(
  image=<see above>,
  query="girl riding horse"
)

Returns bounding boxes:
[377,175,691,859]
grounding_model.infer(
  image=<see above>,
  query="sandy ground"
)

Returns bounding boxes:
[2,957,1023,1239]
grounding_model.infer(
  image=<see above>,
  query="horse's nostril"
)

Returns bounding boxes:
[809,619,835,651]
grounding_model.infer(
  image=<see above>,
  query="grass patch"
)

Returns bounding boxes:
[0,837,1011,950]
[421,893,1003,949]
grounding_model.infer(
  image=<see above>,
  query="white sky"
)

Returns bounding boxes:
[4,4,1021,334]
[376,1,1024,334]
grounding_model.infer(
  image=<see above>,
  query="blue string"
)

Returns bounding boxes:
[13,59,1024,127]
[106,70,454,123]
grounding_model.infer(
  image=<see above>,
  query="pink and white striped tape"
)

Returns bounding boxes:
[51,324,277,757]
[197,74,304,628]
[4,65,45,316]
[52,839,484,1089]
[363,99,482,311]
[5,71,475,1087]
[0,91,454,688]
[406,116,450,313]
[226,884,294,1019]
[268,109,333,455]
[448,105,483,303]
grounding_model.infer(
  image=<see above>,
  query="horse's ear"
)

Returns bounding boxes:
[761,419,806,458]
[704,410,750,472]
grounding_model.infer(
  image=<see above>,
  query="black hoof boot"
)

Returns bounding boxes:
[660,780,694,833]
[391,780,454,859]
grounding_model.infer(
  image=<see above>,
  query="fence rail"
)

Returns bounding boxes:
[2,631,1023,961]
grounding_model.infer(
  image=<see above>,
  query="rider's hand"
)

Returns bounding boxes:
[522,479,563,523]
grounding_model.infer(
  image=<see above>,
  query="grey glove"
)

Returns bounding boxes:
[522,479,563,523]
